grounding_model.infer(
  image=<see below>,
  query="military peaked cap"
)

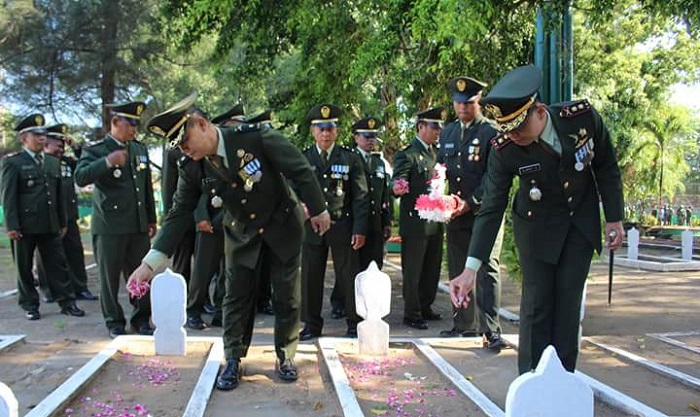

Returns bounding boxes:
[14,114,46,134]
[211,104,245,125]
[246,110,272,126]
[106,101,147,125]
[307,104,342,128]
[351,117,382,136]
[146,92,198,148]
[46,123,69,139]
[416,107,447,126]
[448,76,487,103]
[480,65,543,133]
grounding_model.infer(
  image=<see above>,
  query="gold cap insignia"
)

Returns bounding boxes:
[441,109,448,121]
[149,126,166,136]
[484,104,503,119]
[136,104,144,116]
[457,79,466,92]
[61,125,68,134]
[35,115,44,126]
[321,106,331,119]
[368,119,376,129]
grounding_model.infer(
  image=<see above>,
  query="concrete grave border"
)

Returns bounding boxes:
[318,337,505,417]
[585,338,700,391]
[0,335,24,353]
[24,335,223,417]
[500,334,670,417]
[647,330,700,355]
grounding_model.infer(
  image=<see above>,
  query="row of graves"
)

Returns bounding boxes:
[1,262,699,417]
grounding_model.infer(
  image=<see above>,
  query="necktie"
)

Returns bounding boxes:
[35,153,44,168]
[460,126,467,142]
[321,149,328,167]
[365,154,371,167]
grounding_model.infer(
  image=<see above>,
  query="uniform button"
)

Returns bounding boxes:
[371,210,376,215]
[323,174,328,178]
[323,187,328,192]
[370,187,374,191]
[456,177,461,182]
[241,199,247,204]
[456,164,461,169]
[371,200,375,204]
[457,152,462,156]
[48,201,52,205]
[231,221,236,226]
[564,181,570,189]
[113,205,118,209]
[457,191,462,196]
[136,188,140,192]
[258,228,264,234]
[232,183,238,188]
[567,196,573,202]
[569,211,574,216]
[409,212,413,217]
[138,202,142,206]
[527,211,532,217]
[250,213,256,220]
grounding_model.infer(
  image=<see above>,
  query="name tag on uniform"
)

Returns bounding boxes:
[444,143,455,149]
[518,163,541,175]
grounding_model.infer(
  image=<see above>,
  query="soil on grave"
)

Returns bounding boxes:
[55,340,211,417]
[337,341,489,417]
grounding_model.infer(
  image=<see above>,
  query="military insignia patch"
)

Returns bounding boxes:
[35,115,44,126]
[441,109,448,121]
[368,118,376,129]
[484,104,503,119]
[490,135,512,151]
[560,99,592,118]
[457,79,467,92]
[136,104,144,116]
[321,106,331,118]
[149,126,166,136]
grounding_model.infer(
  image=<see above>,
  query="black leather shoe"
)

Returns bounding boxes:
[42,294,55,303]
[186,315,208,330]
[203,301,215,315]
[439,328,481,338]
[76,289,98,300]
[330,306,345,319]
[60,303,85,317]
[210,313,222,327]
[25,308,41,320]
[216,359,241,390]
[485,333,508,351]
[109,326,127,339]
[134,323,154,336]
[276,358,298,382]
[422,309,442,321]
[403,317,428,330]
[299,326,321,341]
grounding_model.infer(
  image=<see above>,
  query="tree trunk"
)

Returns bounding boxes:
[99,0,119,135]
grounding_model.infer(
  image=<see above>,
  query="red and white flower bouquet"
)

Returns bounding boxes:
[414,163,460,223]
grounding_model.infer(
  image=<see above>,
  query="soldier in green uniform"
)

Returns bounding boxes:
[127,93,330,391]
[298,104,369,340]
[437,77,506,351]
[450,65,624,373]
[74,101,157,338]
[391,107,446,330]
[351,116,392,269]
[36,124,98,301]
[1,114,85,320]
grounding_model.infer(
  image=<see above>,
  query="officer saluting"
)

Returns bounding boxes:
[75,100,157,338]
[127,93,330,391]
[1,115,85,320]
[351,116,392,269]
[450,65,624,373]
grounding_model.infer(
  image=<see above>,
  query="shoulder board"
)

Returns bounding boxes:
[177,155,192,168]
[400,143,411,151]
[558,99,592,118]
[231,123,262,133]
[85,140,104,148]
[490,134,513,151]
[3,151,20,159]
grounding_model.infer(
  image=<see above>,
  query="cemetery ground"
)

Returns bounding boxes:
[0,237,698,416]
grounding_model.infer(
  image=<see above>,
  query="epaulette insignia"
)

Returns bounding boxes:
[400,143,411,151]
[177,156,193,168]
[233,123,262,133]
[3,152,20,159]
[560,99,592,118]
[490,135,512,151]
[85,140,103,148]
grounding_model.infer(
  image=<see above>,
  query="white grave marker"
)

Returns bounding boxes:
[151,268,187,355]
[505,345,593,417]
[355,261,392,356]
[627,227,639,260]
[682,229,693,261]
[0,382,18,417]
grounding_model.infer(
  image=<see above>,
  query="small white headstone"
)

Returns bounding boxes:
[355,261,392,356]
[627,227,639,260]
[151,268,187,355]
[681,229,693,261]
[505,345,594,417]
[0,382,18,417]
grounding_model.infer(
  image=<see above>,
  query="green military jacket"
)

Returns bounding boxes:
[354,148,392,234]
[74,135,156,235]
[59,156,80,221]
[1,150,66,234]
[302,145,369,245]
[438,114,498,230]
[469,100,624,264]
[391,137,443,237]
[153,125,326,270]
